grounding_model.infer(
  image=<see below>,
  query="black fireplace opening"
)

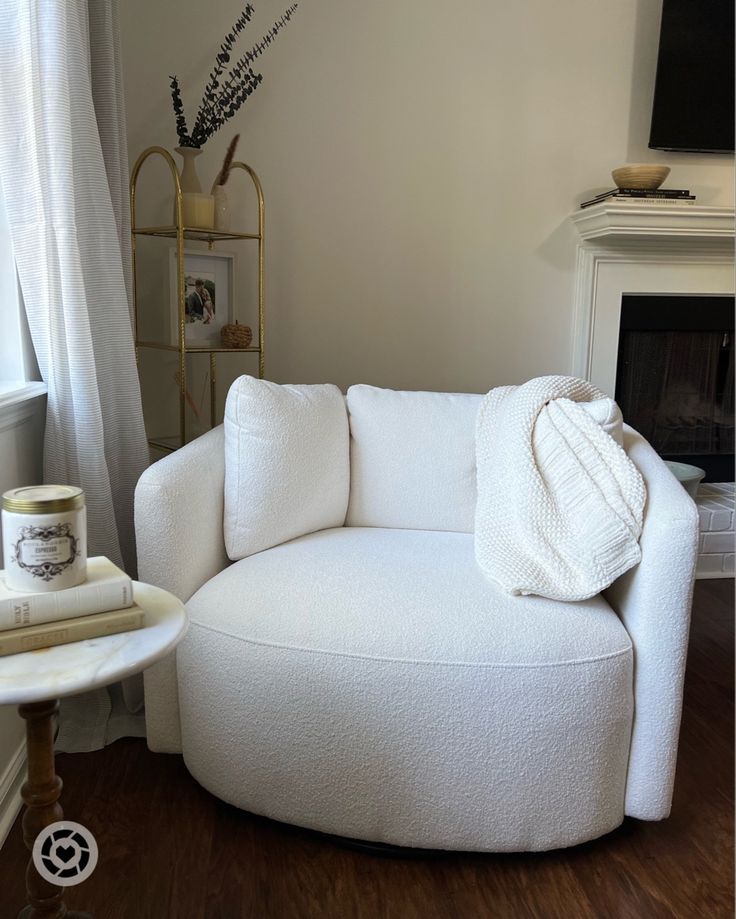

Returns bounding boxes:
[615,295,734,482]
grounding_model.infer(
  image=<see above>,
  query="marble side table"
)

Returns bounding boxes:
[0,582,187,919]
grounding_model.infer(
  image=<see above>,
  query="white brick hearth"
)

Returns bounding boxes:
[696,483,735,579]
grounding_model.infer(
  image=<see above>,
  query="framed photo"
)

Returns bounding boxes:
[169,249,235,347]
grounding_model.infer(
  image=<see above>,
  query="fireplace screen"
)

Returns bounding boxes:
[615,296,734,482]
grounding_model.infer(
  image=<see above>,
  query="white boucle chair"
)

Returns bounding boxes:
[134,384,699,852]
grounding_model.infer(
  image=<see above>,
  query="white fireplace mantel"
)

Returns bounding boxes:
[569,202,735,394]
[571,202,735,244]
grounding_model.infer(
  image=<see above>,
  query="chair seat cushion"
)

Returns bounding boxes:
[179,527,634,851]
[186,527,631,666]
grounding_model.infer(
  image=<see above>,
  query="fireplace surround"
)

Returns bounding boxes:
[571,200,735,577]
[570,202,734,394]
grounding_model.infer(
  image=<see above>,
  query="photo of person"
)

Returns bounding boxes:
[170,249,234,347]
[184,274,216,324]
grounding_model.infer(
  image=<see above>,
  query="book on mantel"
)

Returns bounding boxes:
[580,188,696,209]
[0,605,145,656]
[0,556,132,631]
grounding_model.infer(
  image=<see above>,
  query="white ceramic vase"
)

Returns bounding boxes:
[175,146,203,193]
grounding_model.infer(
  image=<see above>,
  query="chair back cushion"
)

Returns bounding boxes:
[346,385,481,532]
[224,376,350,559]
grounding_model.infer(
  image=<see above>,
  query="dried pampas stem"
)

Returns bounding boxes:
[211,134,240,194]
[212,134,241,191]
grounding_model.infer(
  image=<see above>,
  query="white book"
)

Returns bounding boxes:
[0,605,145,656]
[0,556,133,632]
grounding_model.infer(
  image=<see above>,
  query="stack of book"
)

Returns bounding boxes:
[0,557,144,656]
[580,187,696,209]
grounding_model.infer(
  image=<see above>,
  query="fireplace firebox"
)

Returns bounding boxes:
[615,295,734,482]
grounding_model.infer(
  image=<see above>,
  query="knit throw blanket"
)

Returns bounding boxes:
[475,376,646,601]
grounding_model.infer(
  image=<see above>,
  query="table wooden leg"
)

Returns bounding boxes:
[17,699,92,919]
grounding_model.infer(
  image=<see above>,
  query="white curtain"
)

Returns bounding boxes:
[0,1,149,748]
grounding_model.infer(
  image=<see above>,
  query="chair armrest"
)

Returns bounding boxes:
[134,425,228,753]
[135,425,228,601]
[604,425,699,820]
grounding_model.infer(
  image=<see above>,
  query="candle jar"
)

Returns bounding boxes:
[181,192,215,229]
[2,486,87,592]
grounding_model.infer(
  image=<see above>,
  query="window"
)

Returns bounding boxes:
[0,181,43,402]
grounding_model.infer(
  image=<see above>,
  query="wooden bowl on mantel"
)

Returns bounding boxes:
[612,164,671,190]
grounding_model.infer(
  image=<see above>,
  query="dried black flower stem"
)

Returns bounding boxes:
[191,69,262,148]
[199,7,297,136]
[169,76,189,146]
[168,3,298,149]
[190,7,254,148]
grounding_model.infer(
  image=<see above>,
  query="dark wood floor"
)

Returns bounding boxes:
[1,579,732,919]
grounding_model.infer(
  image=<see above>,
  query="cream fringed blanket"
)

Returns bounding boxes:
[475,376,646,601]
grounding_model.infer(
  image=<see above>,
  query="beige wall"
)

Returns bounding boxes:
[121,0,733,405]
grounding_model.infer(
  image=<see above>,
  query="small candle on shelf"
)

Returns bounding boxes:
[182,193,215,229]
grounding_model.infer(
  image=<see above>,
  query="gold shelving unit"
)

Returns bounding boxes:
[130,146,264,452]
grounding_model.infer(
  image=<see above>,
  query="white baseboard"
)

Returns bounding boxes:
[0,740,26,850]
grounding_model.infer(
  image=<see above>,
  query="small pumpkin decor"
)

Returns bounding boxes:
[221,320,253,349]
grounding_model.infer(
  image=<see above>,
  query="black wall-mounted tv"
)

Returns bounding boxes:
[649,0,734,154]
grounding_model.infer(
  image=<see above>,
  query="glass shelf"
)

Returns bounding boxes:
[132,225,260,243]
[136,340,261,354]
